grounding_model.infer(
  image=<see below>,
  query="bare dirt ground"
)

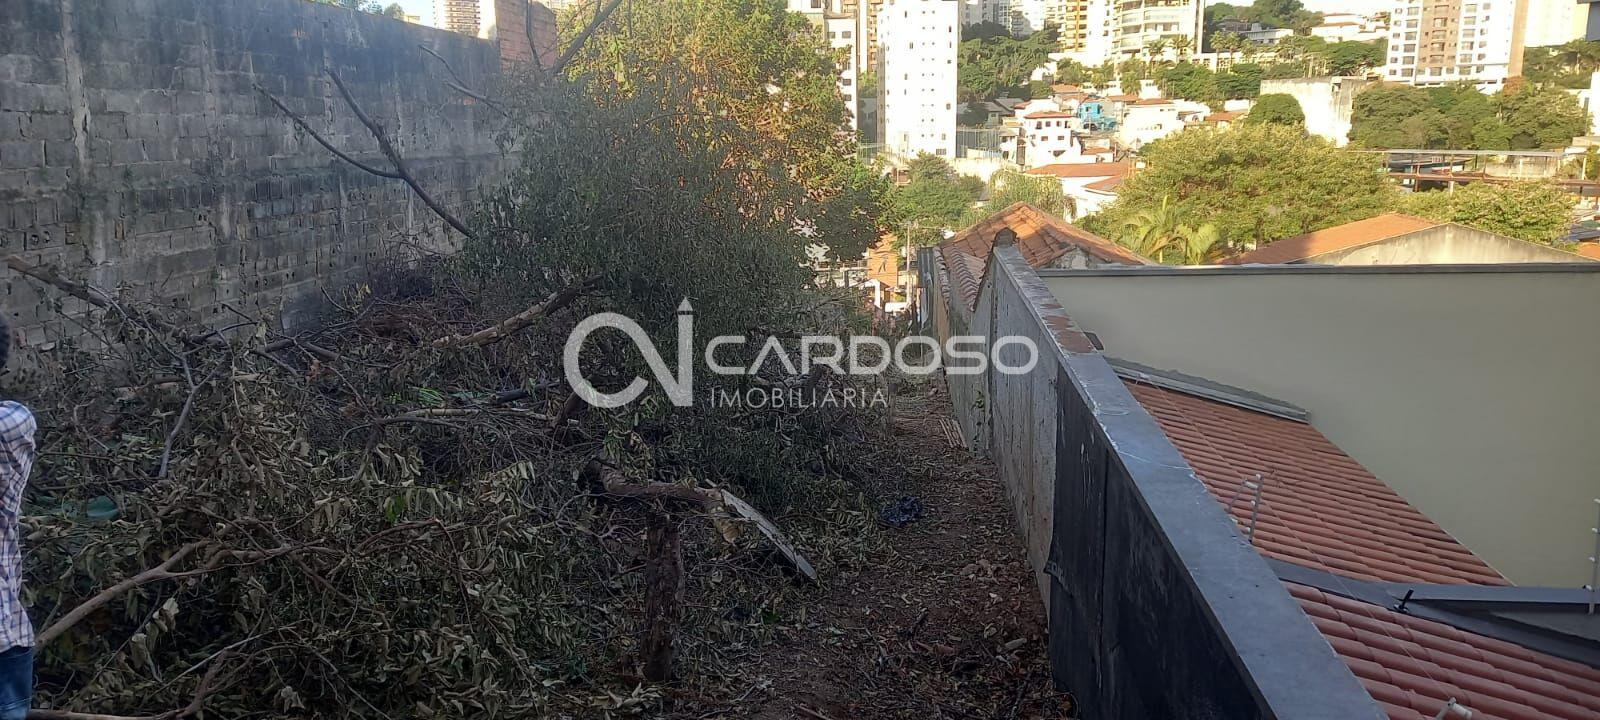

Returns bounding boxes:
[677,380,1071,720]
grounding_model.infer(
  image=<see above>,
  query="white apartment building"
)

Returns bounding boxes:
[433,0,484,35]
[1310,12,1391,43]
[791,0,865,131]
[1381,0,1521,89]
[1522,0,1587,47]
[879,0,960,159]
[1114,0,1205,58]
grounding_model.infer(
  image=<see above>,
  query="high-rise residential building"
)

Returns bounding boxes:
[1381,0,1523,89]
[879,0,959,159]
[961,0,1012,27]
[1113,0,1205,58]
[433,0,483,35]
[790,0,865,131]
[1521,0,1587,47]
[1056,0,1114,64]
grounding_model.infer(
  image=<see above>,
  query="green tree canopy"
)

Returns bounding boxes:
[969,169,1070,222]
[1351,81,1589,150]
[1245,93,1305,125]
[1087,124,1394,245]
[1523,40,1600,89]
[958,26,1061,102]
[1395,182,1577,245]
[886,154,982,246]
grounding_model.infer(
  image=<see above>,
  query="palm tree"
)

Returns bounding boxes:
[1119,197,1227,264]
[1171,35,1192,60]
[1144,38,1168,62]
[1169,223,1227,264]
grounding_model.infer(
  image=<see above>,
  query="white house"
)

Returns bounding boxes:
[1310,12,1388,43]
[1020,110,1091,168]
[1116,98,1183,149]
[1024,160,1130,219]
[879,0,960,159]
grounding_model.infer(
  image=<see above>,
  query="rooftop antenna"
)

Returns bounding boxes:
[1222,474,1264,545]
[1588,498,1598,615]
[1432,698,1472,720]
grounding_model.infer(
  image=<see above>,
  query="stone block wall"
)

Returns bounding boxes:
[0,0,551,349]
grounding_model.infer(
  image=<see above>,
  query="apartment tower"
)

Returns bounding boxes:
[1382,0,1525,88]
[878,0,959,159]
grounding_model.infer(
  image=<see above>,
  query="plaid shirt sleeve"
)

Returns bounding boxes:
[0,401,36,650]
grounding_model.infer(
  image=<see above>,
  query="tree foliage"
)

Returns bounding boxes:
[1206,0,1322,35]
[1396,182,1577,245]
[1351,82,1589,150]
[1087,124,1394,245]
[21,2,893,715]
[1245,93,1305,125]
[1523,40,1600,89]
[958,27,1060,102]
[971,169,1070,221]
[886,154,982,246]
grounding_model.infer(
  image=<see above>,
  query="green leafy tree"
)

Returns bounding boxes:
[957,26,1061,102]
[971,169,1071,221]
[1523,40,1600,88]
[1090,124,1394,245]
[887,154,981,246]
[1216,63,1263,99]
[1120,72,1141,95]
[1144,37,1168,60]
[1245,93,1305,125]
[1159,62,1221,103]
[1495,83,1590,149]
[1322,40,1385,75]
[1395,182,1577,245]
[1056,59,1090,84]
[1352,81,1589,150]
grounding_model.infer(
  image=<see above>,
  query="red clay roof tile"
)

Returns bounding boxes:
[1224,213,1442,265]
[937,203,1150,310]
[1024,161,1130,179]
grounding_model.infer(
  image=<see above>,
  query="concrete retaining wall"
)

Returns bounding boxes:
[926,244,1385,718]
[0,0,548,348]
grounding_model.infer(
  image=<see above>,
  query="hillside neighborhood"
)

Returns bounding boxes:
[0,0,1597,718]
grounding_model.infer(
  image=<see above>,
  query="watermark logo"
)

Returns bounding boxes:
[563,300,1038,408]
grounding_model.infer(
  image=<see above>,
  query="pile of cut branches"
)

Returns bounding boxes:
[9,254,885,719]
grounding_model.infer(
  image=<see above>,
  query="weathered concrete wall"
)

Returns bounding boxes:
[932,245,1384,718]
[1259,76,1374,147]
[0,0,544,348]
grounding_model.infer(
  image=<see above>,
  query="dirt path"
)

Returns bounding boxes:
[683,381,1069,719]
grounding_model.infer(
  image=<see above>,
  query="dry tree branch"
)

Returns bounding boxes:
[324,69,477,240]
[430,275,597,348]
[252,84,402,180]
[418,44,513,120]
[551,0,627,76]
[35,542,319,647]
[28,649,237,720]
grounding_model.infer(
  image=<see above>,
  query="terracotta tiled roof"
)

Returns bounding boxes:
[937,202,1149,310]
[1083,175,1124,193]
[1225,213,1442,265]
[1124,380,1507,586]
[1121,379,1600,720]
[1289,583,1600,720]
[1132,98,1174,106]
[1206,111,1242,122]
[1051,83,1081,93]
[1104,93,1140,102]
[1024,111,1075,119]
[1024,161,1129,179]
[1577,242,1600,259]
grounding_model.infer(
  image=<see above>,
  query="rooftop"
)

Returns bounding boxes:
[1024,161,1130,179]
[1224,213,1441,264]
[1023,111,1076,119]
[938,204,1148,310]
[1118,362,1600,720]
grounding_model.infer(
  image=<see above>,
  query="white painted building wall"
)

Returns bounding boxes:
[880,0,960,159]
[1116,101,1183,149]
[1522,0,1587,48]
[1259,76,1377,147]
[1113,0,1203,58]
